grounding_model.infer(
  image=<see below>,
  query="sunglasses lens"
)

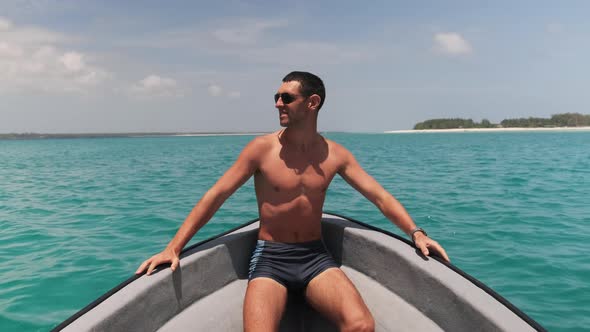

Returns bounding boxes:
[274,93,299,104]
[281,93,294,104]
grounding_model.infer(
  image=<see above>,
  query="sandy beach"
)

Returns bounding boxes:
[385,127,590,134]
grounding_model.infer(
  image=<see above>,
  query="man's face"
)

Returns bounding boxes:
[275,81,309,127]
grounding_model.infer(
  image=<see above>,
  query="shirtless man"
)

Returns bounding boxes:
[136,71,450,332]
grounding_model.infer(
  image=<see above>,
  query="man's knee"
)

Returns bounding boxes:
[343,311,375,332]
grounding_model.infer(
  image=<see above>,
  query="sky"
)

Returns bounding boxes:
[1,0,589,133]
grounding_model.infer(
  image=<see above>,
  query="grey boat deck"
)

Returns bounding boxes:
[158,266,442,331]
[56,213,543,332]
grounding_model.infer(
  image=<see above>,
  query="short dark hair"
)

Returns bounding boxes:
[282,71,326,111]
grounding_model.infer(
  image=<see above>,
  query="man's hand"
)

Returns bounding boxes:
[413,232,450,262]
[135,248,180,276]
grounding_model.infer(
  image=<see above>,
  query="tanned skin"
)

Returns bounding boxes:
[136,79,450,332]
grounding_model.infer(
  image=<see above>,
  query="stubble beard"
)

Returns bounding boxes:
[279,112,290,127]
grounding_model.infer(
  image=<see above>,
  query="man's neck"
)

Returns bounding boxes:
[281,125,320,152]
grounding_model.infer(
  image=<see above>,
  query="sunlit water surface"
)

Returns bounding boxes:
[1,132,589,331]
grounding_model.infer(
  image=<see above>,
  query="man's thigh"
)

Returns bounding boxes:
[243,277,288,332]
[304,267,372,327]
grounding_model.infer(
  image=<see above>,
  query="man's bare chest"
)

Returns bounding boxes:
[256,156,339,194]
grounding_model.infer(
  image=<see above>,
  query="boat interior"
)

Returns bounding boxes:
[57,214,539,332]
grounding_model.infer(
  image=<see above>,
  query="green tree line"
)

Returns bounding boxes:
[414,113,590,129]
[414,118,494,129]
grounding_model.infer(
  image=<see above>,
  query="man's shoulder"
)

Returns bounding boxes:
[257,131,281,141]
[324,138,351,157]
[251,132,279,145]
[243,132,277,152]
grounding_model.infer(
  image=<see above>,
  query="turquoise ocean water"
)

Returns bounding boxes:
[1,132,589,331]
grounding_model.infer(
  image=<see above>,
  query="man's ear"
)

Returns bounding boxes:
[308,94,321,111]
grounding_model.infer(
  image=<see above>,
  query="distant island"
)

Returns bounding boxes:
[414,113,590,130]
[0,132,268,140]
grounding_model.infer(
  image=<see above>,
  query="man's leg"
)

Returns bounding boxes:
[243,277,288,332]
[305,268,375,332]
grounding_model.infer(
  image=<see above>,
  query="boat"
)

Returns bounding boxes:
[52,212,546,331]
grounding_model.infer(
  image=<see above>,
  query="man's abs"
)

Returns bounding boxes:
[256,197,325,243]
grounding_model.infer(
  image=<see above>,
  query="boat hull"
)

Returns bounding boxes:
[53,213,544,331]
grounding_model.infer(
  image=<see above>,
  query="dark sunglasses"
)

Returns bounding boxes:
[274,93,302,104]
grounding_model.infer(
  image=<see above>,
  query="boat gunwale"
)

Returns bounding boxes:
[50,217,259,332]
[324,212,546,332]
[51,212,546,332]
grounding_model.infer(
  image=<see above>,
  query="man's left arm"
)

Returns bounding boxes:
[337,146,450,262]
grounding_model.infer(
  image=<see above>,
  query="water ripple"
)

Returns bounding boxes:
[1,133,589,331]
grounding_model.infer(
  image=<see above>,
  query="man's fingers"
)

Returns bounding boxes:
[137,252,180,276]
[417,239,451,263]
[425,241,451,262]
[171,257,180,271]
[135,259,150,275]
[432,244,451,262]
[147,261,157,275]
[421,245,429,257]
[137,255,159,275]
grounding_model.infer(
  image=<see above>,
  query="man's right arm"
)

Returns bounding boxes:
[135,137,265,275]
[335,143,450,262]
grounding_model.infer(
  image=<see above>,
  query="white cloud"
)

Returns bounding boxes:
[119,18,289,50]
[212,19,288,45]
[60,52,84,72]
[208,84,223,97]
[141,75,175,88]
[0,41,23,57]
[33,45,56,58]
[115,18,374,67]
[207,84,241,99]
[0,18,108,93]
[0,17,14,30]
[130,74,182,98]
[76,70,103,85]
[0,23,69,45]
[433,32,473,56]
[235,41,374,65]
